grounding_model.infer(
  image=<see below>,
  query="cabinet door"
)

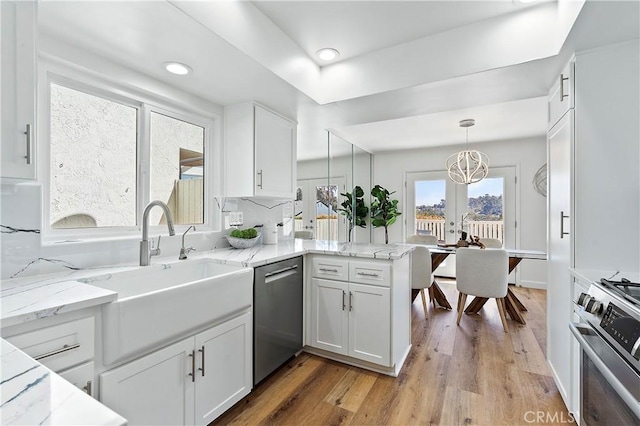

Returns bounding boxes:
[194,312,252,426]
[547,110,573,401]
[254,105,295,198]
[348,283,391,366]
[58,361,94,398]
[310,278,349,355]
[1,0,36,179]
[548,60,574,130]
[100,338,195,426]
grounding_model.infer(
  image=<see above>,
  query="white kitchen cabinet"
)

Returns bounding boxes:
[100,336,195,426]
[548,60,574,130]
[58,361,95,397]
[307,255,409,375]
[348,282,391,366]
[310,278,348,355]
[310,278,391,366]
[100,312,252,426]
[224,102,296,198]
[1,0,37,180]
[4,315,96,396]
[547,109,574,405]
[547,40,640,418]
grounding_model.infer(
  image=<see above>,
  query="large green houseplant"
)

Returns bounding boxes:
[370,185,401,244]
[338,185,368,242]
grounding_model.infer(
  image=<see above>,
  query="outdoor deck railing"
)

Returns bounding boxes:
[415,219,503,242]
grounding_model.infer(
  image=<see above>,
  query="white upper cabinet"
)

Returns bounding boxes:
[547,60,574,130]
[224,102,296,198]
[1,0,37,180]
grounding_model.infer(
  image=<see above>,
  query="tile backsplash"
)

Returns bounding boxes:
[1,182,293,280]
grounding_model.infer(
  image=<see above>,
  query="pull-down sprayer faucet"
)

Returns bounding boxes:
[140,200,175,266]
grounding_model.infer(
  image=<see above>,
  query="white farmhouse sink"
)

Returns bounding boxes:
[87,259,253,366]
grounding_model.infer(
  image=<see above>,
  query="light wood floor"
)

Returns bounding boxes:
[213,279,569,426]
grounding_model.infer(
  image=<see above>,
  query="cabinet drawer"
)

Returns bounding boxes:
[312,257,349,281]
[6,317,94,372]
[349,262,391,287]
[59,361,94,397]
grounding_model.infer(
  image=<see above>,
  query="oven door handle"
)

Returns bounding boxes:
[569,322,640,420]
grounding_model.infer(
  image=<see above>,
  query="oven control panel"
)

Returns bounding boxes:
[600,303,640,360]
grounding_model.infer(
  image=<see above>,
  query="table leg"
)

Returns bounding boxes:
[505,291,526,324]
[430,281,452,310]
[508,287,528,312]
[464,297,488,314]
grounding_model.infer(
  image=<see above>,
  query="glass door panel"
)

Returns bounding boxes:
[466,177,504,244]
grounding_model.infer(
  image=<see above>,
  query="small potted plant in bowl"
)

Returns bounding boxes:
[227,227,260,249]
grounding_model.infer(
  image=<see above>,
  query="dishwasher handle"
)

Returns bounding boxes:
[264,265,299,279]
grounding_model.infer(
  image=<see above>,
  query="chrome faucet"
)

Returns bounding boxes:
[179,226,196,260]
[140,200,175,266]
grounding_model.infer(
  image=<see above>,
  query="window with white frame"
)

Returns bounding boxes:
[47,77,211,236]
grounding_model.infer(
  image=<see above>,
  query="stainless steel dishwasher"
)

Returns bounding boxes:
[253,256,303,385]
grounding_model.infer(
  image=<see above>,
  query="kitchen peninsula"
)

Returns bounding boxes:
[0,240,413,425]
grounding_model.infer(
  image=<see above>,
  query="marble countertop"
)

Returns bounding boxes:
[193,239,415,267]
[1,240,413,327]
[1,339,126,425]
[1,278,118,329]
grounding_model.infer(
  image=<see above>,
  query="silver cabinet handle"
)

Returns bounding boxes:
[319,268,338,273]
[83,380,92,396]
[188,350,195,382]
[257,169,263,189]
[349,291,353,311]
[198,346,205,377]
[24,124,32,165]
[560,73,569,101]
[357,271,379,277]
[264,265,298,278]
[560,211,570,239]
[342,290,346,311]
[34,343,80,361]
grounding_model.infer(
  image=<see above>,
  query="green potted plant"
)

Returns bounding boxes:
[370,185,402,244]
[338,185,368,242]
[227,227,260,249]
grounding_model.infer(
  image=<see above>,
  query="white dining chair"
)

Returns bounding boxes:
[479,238,502,248]
[455,247,509,332]
[407,234,438,245]
[412,245,434,319]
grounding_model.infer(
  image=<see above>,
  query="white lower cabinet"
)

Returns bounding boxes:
[100,312,252,426]
[310,278,391,366]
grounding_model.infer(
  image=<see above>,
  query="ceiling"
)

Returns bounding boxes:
[38,1,640,160]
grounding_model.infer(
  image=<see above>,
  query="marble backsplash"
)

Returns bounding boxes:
[1,182,293,280]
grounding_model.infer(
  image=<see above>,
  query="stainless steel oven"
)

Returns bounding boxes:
[571,280,640,425]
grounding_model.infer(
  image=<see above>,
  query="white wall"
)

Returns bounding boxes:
[372,136,548,288]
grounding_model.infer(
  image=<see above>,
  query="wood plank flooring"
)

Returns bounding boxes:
[213,279,570,426]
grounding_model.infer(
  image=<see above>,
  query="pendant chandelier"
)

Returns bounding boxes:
[446,119,489,185]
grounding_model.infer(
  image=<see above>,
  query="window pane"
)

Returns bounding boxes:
[466,177,504,242]
[414,180,446,240]
[50,84,137,228]
[150,112,204,226]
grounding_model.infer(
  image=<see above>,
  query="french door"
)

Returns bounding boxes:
[406,167,517,276]
[295,177,347,241]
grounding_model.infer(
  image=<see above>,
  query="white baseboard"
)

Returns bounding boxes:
[517,280,547,289]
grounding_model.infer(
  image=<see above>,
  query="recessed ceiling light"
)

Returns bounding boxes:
[164,62,192,75]
[316,48,340,62]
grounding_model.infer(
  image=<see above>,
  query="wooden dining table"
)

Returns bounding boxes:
[410,245,546,324]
